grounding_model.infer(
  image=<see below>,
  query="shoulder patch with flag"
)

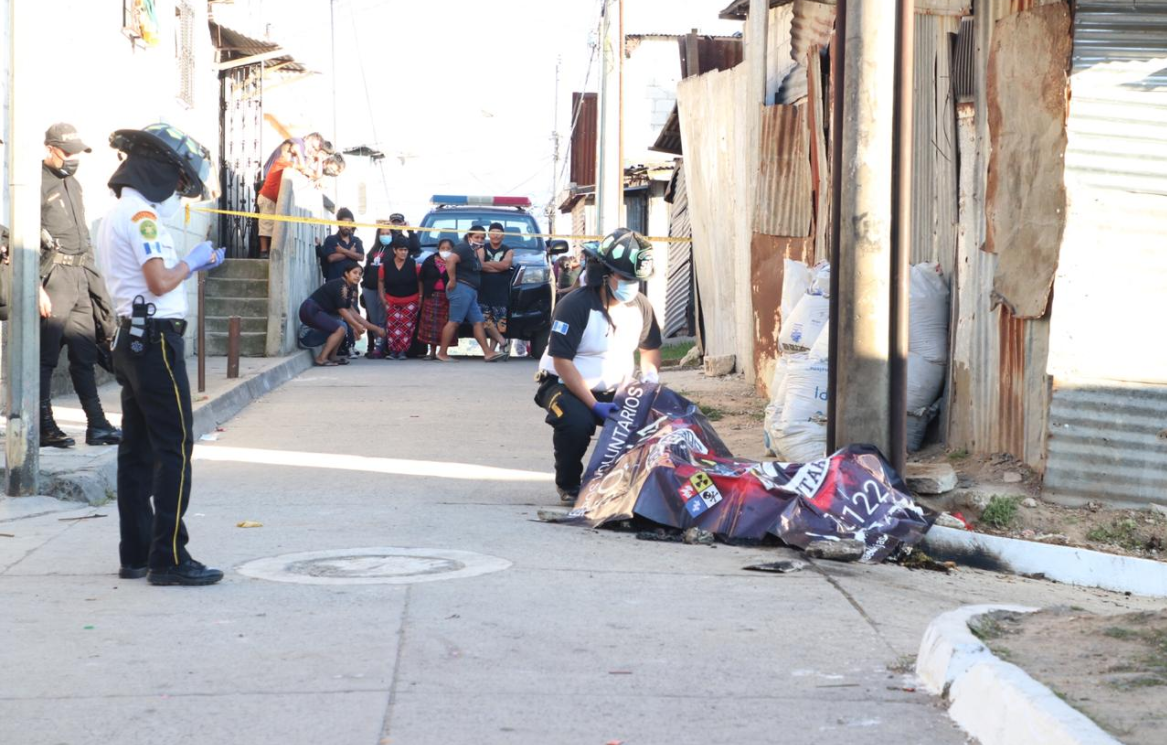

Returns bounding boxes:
[552,320,570,335]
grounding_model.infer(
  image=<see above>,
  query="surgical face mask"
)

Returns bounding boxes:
[59,159,79,177]
[156,193,183,219]
[438,250,452,260]
[612,279,640,303]
[379,234,392,246]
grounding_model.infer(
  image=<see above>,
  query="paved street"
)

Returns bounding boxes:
[1,359,1160,745]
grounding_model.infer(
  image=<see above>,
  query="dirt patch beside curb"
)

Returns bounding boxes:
[976,607,1167,745]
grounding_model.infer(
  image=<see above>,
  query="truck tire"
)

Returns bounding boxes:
[528,328,549,359]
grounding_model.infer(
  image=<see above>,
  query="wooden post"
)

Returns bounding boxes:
[197,272,206,392]
[5,0,41,495]
[226,316,240,379]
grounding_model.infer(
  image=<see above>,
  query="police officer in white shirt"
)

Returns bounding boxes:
[535,229,662,502]
[97,124,225,586]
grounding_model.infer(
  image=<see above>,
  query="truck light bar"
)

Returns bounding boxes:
[431,194,532,208]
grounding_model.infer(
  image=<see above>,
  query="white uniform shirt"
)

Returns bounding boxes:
[539,289,662,391]
[96,187,188,319]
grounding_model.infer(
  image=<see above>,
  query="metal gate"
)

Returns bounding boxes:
[219,63,263,259]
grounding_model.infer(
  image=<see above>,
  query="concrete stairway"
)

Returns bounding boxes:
[203,259,269,357]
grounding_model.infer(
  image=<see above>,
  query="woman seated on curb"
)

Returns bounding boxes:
[299,261,385,366]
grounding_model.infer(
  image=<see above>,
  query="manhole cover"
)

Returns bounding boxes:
[237,547,511,586]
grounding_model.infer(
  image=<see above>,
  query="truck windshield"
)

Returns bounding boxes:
[419,215,542,251]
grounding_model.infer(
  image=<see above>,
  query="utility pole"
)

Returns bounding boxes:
[833,0,898,455]
[548,56,561,235]
[595,0,623,234]
[6,0,41,495]
[330,0,339,203]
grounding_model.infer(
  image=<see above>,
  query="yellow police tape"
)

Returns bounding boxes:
[185,204,691,244]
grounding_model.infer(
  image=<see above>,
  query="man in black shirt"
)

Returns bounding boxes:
[477,222,513,355]
[39,123,121,448]
[437,225,504,362]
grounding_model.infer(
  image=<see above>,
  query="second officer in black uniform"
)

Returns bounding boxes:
[96,123,225,586]
[39,123,121,448]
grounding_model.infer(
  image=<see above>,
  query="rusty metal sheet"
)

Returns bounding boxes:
[678,35,744,77]
[751,234,813,394]
[1045,376,1167,508]
[754,105,813,237]
[806,48,830,260]
[570,92,598,188]
[985,2,1071,319]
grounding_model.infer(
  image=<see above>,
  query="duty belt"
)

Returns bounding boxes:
[51,253,87,267]
[118,316,188,336]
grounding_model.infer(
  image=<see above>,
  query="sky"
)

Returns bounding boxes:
[265,0,741,226]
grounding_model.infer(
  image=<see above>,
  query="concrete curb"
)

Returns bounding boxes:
[923,524,1167,598]
[917,605,1123,745]
[47,352,313,505]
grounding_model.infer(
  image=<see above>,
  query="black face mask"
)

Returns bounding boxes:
[59,159,79,177]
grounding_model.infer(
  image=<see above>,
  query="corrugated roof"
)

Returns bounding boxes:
[209,21,306,73]
[651,105,683,155]
[719,0,792,21]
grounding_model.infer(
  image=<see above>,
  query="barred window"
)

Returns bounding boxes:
[175,1,195,108]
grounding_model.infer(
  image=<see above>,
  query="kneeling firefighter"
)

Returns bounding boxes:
[534,228,662,503]
[96,123,226,586]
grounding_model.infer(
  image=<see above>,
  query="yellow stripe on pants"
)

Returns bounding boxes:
[159,337,188,565]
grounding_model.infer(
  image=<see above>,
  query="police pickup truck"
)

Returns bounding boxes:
[417,195,568,357]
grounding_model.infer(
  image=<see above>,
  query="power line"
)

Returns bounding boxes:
[346,2,393,211]
[555,0,605,193]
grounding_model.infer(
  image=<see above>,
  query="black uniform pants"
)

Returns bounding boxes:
[535,377,615,492]
[40,264,99,405]
[113,325,194,570]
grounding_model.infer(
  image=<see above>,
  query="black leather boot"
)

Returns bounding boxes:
[81,397,122,445]
[39,402,75,449]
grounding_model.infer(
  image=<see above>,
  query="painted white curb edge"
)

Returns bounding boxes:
[917,605,1123,745]
[923,524,1167,598]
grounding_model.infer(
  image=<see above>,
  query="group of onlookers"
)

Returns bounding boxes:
[298,217,515,366]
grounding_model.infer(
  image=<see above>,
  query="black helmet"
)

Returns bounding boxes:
[109,123,214,199]
[585,228,654,281]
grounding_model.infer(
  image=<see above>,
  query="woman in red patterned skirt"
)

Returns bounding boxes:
[378,236,420,360]
[417,238,452,360]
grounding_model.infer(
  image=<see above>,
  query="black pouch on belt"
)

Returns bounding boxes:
[128,295,152,357]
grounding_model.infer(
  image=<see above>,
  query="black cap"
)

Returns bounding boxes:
[389,213,405,223]
[44,123,91,155]
[468,224,487,234]
[489,222,505,232]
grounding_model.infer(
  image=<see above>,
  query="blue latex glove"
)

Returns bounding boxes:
[185,242,225,277]
[591,401,619,423]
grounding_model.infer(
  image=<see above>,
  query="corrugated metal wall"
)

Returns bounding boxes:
[570,92,598,188]
[911,13,960,277]
[1043,0,1167,507]
[665,166,693,338]
[944,1,1057,469]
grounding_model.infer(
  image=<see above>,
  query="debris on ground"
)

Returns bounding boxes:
[974,607,1167,745]
[236,521,263,528]
[537,508,573,523]
[58,514,106,522]
[0,532,14,538]
[557,382,930,564]
[682,527,715,545]
[635,528,683,542]
[933,512,969,530]
[903,463,958,494]
[895,549,956,574]
[743,559,808,573]
[805,539,866,563]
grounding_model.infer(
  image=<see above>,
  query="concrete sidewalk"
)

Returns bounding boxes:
[0,352,313,504]
[2,357,1162,745]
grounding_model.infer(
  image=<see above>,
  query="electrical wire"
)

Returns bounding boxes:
[346,2,393,212]
[555,0,605,193]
